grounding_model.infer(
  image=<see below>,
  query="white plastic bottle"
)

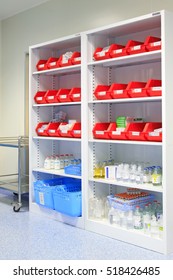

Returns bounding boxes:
[54,155,61,170]
[44,156,51,170]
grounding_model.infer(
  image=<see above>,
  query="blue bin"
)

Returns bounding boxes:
[53,183,82,217]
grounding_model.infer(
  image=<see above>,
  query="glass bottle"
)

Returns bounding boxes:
[133,206,143,230]
[93,162,101,178]
[152,166,162,186]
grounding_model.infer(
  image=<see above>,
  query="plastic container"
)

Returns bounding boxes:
[57,88,71,102]
[125,122,147,141]
[108,122,127,140]
[57,122,74,137]
[145,36,161,51]
[109,45,126,58]
[53,182,82,216]
[93,85,111,100]
[46,57,59,69]
[125,40,145,55]
[35,122,49,136]
[70,52,81,65]
[64,163,81,176]
[46,122,61,137]
[108,192,154,212]
[144,79,162,97]
[45,90,59,103]
[71,122,81,138]
[93,44,121,60]
[126,81,147,98]
[36,59,47,71]
[143,122,162,142]
[34,91,47,104]
[92,123,111,139]
[69,87,81,102]
[108,83,128,99]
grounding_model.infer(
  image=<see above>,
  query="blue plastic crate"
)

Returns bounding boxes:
[64,163,81,176]
[53,183,82,217]
[34,177,78,209]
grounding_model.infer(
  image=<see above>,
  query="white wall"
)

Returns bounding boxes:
[0,0,173,172]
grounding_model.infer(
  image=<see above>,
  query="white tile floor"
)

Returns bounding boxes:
[0,189,173,260]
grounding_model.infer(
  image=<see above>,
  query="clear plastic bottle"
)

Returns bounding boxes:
[116,163,123,181]
[50,155,55,169]
[143,204,151,235]
[126,210,134,230]
[143,167,150,184]
[129,163,137,183]
[122,163,130,182]
[135,164,143,184]
[150,215,159,238]
[54,155,61,170]
[133,206,143,229]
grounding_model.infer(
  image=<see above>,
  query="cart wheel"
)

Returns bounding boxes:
[13,205,21,212]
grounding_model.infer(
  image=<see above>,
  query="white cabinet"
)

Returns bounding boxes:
[29,10,173,254]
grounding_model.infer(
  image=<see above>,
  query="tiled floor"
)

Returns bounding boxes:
[0,189,173,260]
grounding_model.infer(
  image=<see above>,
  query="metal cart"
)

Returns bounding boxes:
[0,136,29,212]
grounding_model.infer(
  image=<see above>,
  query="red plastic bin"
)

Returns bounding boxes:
[57,122,73,137]
[125,122,147,141]
[143,122,162,142]
[145,36,161,51]
[125,40,146,55]
[108,83,128,99]
[93,44,122,60]
[92,123,111,139]
[45,90,59,103]
[57,88,71,102]
[110,45,126,58]
[46,122,61,137]
[69,87,81,102]
[144,79,162,97]
[36,59,47,71]
[126,81,147,98]
[108,123,127,140]
[93,85,111,100]
[71,122,81,138]
[34,91,47,104]
[70,52,81,65]
[35,122,49,136]
[58,52,80,67]
[46,57,59,69]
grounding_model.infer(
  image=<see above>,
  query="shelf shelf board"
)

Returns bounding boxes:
[89,138,162,146]
[32,167,82,179]
[33,136,81,142]
[88,50,161,68]
[89,177,163,193]
[33,102,81,107]
[33,65,81,76]
[89,96,162,104]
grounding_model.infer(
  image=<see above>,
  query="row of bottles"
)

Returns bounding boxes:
[89,196,163,239]
[93,160,162,186]
[44,154,81,170]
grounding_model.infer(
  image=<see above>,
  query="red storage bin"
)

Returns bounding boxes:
[36,59,47,71]
[108,123,127,140]
[126,81,147,98]
[125,122,147,141]
[145,36,161,51]
[143,122,162,142]
[69,87,81,102]
[45,90,59,103]
[70,52,81,65]
[109,83,128,99]
[110,45,126,58]
[57,122,73,137]
[46,57,59,69]
[46,122,61,137]
[92,123,111,139]
[57,88,71,102]
[93,44,121,60]
[93,85,111,100]
[125,40,146,55]
[144,79,162,97]
[34,91,47,104]
[71,122,81,138]
[35,122,49,136]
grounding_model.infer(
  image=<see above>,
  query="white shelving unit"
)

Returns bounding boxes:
[29,10,173,254]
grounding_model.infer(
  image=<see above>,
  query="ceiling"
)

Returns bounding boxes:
[0,0,51,20]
